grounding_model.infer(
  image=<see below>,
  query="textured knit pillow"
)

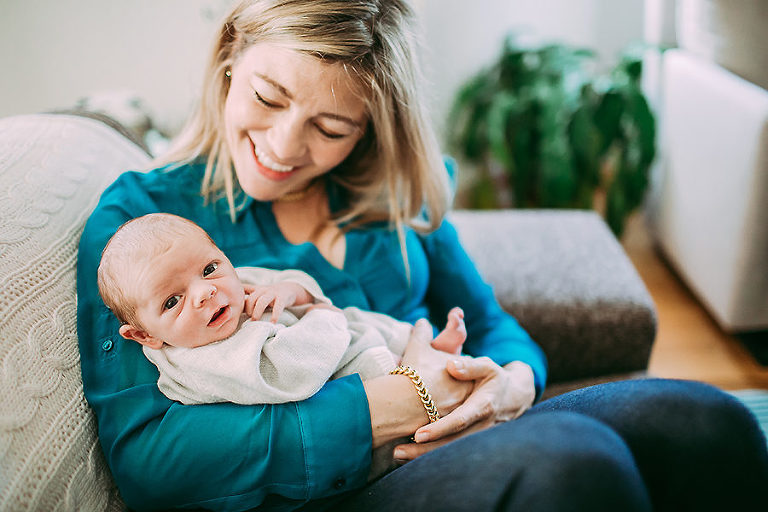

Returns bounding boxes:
[0,114,149,510]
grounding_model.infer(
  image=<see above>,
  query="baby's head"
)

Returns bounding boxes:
[98,213,245,349]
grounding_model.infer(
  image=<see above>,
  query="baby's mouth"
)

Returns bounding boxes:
[209,306,228,326]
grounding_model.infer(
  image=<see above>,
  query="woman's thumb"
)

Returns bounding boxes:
[447,356,493,380]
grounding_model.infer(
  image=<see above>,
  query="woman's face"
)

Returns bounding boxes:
[224,43,368,201]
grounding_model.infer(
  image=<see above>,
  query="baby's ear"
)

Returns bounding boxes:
[119,324,164,350]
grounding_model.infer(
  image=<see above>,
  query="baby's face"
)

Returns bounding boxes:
[128,237,245,348]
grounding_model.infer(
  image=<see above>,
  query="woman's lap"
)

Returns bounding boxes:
[325,378,768,512]
[530,378,768,510]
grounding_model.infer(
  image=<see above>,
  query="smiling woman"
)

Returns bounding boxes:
[74,1,768,511]
[223,44,367,202]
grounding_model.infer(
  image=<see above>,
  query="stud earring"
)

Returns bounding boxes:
[225,69,232,78]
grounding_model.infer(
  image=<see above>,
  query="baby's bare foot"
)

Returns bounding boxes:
[431,307,466,355]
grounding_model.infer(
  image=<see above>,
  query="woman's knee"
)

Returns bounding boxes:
[492,412,651,512]
[534,379,768,509]
[535,379,763,444]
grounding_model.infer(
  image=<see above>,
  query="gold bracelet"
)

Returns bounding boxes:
[390,365,440,423]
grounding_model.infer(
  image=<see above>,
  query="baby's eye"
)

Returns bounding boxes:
[203,262,218,277]
[164,295,181,310]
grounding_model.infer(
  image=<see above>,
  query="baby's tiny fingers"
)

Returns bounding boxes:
[271,297,285,322]
[251,293,276,320]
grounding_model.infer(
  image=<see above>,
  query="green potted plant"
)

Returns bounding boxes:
[447,35,656,236]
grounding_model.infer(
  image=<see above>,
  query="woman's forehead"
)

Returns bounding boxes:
[236,43,367,115]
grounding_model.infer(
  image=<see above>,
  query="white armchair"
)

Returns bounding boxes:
[649,0,768,331]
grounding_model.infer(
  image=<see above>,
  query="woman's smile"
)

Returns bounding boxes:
[223,42,366,201]
[250,139,299,182]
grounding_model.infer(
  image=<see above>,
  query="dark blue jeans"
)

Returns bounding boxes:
[328,379,768,511]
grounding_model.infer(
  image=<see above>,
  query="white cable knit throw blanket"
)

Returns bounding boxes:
[0,114,149,510]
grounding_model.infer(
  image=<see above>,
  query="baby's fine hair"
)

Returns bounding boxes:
[97,213,216,328]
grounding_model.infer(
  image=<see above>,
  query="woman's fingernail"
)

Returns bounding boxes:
[414,431,428,443]
[452,359,466,373]
[393,448,406,459]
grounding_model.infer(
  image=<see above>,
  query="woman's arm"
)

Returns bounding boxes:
[419,219,548,397]
[381,218,547,457]
[363,320,473,448]
[76,178,373,510]
[77,172,469,509]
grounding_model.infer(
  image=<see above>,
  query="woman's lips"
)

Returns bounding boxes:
[251,140,298,182]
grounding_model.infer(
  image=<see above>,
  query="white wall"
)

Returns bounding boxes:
[1,0,644,140]
[0,0,231,134]
[418,0,645,141]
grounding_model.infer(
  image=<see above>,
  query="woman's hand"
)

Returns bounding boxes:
[393,357,536,461]
[399,320,474,416]
[363,319,473,448]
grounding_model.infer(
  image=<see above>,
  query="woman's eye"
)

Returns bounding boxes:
[253,90,279,108]
[203,262,218,277]
[164,295,181,310]
[316,125,346,140]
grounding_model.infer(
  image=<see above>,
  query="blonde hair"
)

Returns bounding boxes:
[153,0,451,237]
[97,213,216,328]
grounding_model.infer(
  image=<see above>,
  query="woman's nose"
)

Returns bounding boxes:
[267,113,306,162]
[193,283,217,307]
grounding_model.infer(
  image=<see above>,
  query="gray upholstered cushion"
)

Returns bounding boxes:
[450,209,656,383]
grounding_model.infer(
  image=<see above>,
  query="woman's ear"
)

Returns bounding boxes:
[119,324,164,350]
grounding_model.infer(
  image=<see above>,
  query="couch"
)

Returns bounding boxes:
[0,112,656,510]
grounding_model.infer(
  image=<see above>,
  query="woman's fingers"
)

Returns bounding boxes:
[393,436,453,461]
[414,390,494,442]
[411,357,501,442]
[394,420,491,461]
[446,356,496,380]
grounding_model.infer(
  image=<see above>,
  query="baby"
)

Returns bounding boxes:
[97,213,466,407]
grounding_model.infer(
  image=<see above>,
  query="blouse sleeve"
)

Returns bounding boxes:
[419,219,548,399]
[76,175,372,510]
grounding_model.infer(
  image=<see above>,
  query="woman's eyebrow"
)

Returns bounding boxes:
[253,72,293,99]
[253,72,363,128]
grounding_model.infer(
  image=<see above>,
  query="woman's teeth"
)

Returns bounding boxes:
[253,145,294,172]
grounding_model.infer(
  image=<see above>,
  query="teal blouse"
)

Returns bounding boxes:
[76,162,547,511]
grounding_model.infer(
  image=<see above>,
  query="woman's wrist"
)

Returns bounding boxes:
[363,374,432,448]
[390,365,440,423]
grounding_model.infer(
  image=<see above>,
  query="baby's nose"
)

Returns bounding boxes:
[194,284,217,307]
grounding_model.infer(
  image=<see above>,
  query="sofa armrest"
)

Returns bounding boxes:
[449,209,656,384]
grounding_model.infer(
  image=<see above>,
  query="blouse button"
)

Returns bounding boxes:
[333,478,346,490]
[102,339,114,352]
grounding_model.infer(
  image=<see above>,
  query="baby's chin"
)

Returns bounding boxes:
[206,325,239,345]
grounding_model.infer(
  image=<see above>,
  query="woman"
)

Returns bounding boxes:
[77,1,768,510]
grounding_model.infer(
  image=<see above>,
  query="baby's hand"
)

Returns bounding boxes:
[306,303,342,313]
[244,282,311,322]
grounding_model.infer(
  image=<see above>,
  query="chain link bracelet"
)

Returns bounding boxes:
[389,365,440,423]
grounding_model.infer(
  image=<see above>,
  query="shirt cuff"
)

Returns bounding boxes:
[296,374,372,499]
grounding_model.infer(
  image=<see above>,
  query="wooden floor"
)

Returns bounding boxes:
[620,214,768,391]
